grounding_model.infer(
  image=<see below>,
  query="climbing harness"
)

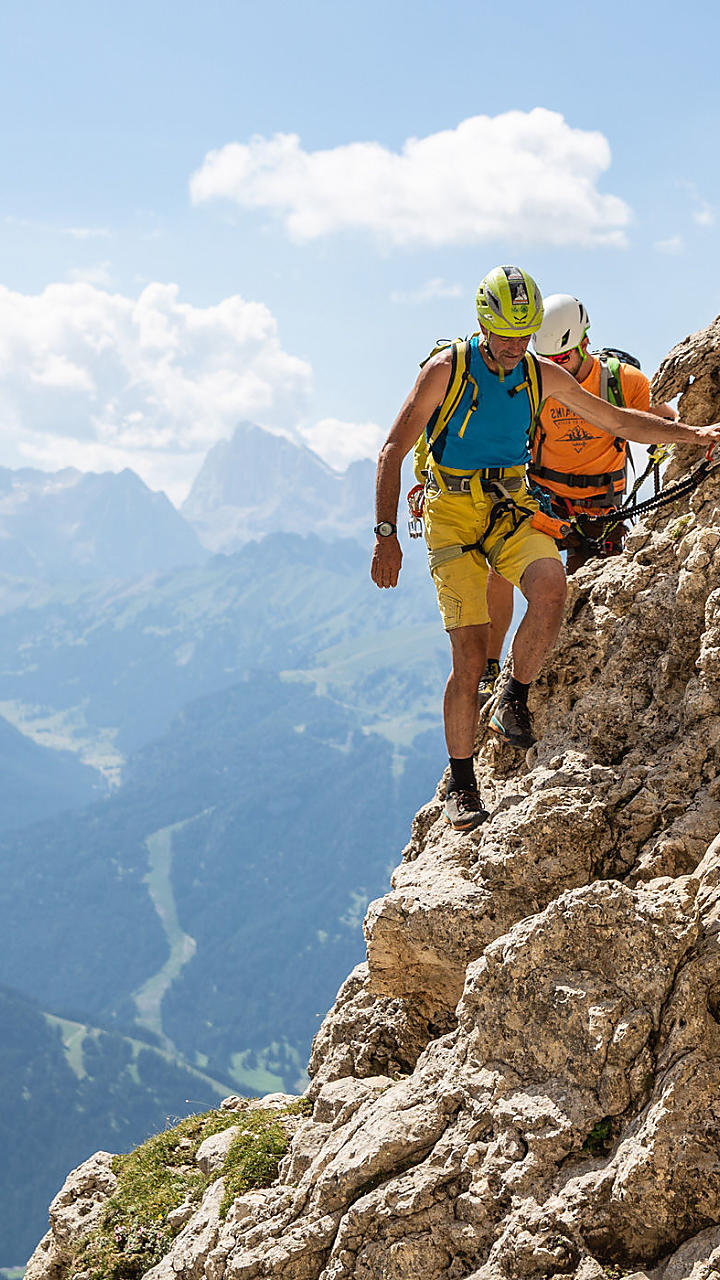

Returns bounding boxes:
[424,478,570,574]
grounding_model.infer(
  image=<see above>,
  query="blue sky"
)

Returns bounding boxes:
[0,0,717,501]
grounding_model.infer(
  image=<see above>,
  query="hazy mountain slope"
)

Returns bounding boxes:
[0,713,100,831]
[181,421,374,550]
[0,466,206,581]
[0,533,443,758]
[0,674,443,1083]
[128,678,443,1078]
[0,984,230,1267]
[0,802,169,1022]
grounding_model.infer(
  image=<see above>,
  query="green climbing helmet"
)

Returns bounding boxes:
[476,265,544,337]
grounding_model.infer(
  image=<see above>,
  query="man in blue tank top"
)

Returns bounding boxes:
[371,265,720,833]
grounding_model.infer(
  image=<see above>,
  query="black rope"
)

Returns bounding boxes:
[578,452,718,549]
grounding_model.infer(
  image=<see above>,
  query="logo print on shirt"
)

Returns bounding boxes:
[557,425,597,454]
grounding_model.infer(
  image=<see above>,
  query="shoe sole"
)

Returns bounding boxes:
[489,716,535,749]
[444,808,488,832]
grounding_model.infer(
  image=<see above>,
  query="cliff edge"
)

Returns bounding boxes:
[28,317,720,1280]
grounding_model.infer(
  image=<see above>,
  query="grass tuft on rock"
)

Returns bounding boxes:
[218,1110,294,1218]
[66,1099,310,1280]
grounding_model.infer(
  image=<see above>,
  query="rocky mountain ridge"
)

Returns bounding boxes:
[0,464,206,581]
[27,316,720,1279]
[181,421,374,551]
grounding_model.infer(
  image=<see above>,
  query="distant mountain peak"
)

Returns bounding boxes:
[182,420,372,552]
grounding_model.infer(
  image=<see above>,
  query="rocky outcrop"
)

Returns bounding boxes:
[27,316,720,1278]
[26,1152,117,1280]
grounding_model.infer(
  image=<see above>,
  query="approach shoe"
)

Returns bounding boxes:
[489,695,536,749]
[444,788,489,832]
[477,659,501,706]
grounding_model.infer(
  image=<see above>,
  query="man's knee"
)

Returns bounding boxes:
[520,558,567,609]
[449,624,488,682]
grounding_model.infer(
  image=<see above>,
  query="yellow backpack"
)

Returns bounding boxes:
[413,336,542,483]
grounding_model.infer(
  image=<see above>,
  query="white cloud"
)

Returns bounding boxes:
[62,226,112,240]
[677,180,716,228]
[693,204,716,228]
[655,235,685,255]
[4,215,112,239]
[190,109,630,248]
[391,277,463,304]
[298,417,384,471]
[66,262,113,286]
[0,281,312,501]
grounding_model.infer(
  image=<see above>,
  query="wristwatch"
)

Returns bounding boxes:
[374,521,397,538]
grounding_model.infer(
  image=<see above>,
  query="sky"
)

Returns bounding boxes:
[0,0,718,504]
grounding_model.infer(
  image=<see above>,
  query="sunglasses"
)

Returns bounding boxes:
[546,348,577,365]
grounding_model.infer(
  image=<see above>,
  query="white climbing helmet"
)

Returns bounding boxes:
[533,294,590,357]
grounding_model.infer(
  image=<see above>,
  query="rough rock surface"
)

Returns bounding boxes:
[25,1151,117,1280]
[26,316,720,1278]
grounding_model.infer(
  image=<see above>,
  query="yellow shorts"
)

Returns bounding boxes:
[423,472,561,631]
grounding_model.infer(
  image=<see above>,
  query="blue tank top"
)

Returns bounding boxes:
[428,336,533,471]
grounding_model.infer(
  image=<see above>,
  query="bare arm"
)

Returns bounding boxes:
[651,401,678,422]
[541,358,720,446]
[371,353,452,589]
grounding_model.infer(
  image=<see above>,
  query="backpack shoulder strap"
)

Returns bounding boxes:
[517,351,542,444]
[598,353,624,407]
[598,353,634,471]
[426,337,470,456]
[525,350,542,419]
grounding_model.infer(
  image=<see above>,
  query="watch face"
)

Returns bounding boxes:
[376,522,395,537]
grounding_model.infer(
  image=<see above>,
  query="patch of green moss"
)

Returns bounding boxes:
[66,1099,310,1280]
[582,1116,613,1156]
[670,513,693,538]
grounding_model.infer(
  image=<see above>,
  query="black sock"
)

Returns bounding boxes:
[448,756,476,793]
[505,676,530,704]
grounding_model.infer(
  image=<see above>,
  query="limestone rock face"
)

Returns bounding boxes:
[25,315,720,1278]
[25,1151,117,1280]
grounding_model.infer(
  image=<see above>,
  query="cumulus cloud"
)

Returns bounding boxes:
[190,108,630,248]
[655,235,685,255]
[297,417,384,471]
[391,277,463,304]
[0,281,312,502]
[66,262,113,286]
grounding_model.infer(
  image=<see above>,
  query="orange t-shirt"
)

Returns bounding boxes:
[529,357,650,511]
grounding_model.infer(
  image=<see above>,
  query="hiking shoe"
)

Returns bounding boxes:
[477,659,501,706]
[489,695,536,749]
[444,788,489,832]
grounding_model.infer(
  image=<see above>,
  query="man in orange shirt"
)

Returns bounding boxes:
[477,293,677,702]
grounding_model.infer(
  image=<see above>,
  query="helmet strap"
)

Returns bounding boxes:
[482,331,509,381]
